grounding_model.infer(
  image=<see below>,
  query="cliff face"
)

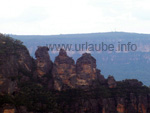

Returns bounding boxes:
[1,35,150,113]
[35,46,52,77]
[52,49,105,90]
[0,47,32,78]
[52,49,76,91]
[0,35,33,93]
[76,53,105,88]
[102,94,149,113]
[55,92,150,113]
[76,53,97,86]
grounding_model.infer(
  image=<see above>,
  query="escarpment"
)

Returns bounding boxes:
[0,34,33,93]
[1,35,150,113]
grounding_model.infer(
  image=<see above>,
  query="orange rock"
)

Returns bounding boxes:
[53,49,76,90]
[3,109,15,113]
[117,104,125,113]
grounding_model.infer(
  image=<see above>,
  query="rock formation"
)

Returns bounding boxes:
[52,49,105,90]
[76,53,97,86]
[52,49,76,91]
[76,53,105,88]
[0,35,150,113]
[107,75,117,88]
[0,35,33,93]
[35,46,52,77]
[96,69,105,84]
[1,105,16,113]
[0,46,33,78]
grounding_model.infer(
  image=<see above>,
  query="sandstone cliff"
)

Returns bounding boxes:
[52,49,76,91]
[76,53,105,88]
[52,49,105,90]
[0,34,150,113]
[0,34,33,93]
[35,46,52,77]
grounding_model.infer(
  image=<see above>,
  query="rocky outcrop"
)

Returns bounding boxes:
[2,109,15,113]
[52,49,105,90]
[1,35,150,113]
[76,53,97,84]
[116,93,149,113]
[76,53,105,88]
[52,49,76,91]
[0,35,33,93]
[96,69,105,84]
[0,47,33,78]
[17,47,33,74]
[35,46,52,77]
[107,75,117,88]
[116,98,125,113]
[0,105,16,113]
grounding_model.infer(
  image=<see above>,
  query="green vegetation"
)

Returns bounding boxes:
[1,77,150,113]
[0,33,25,56]
[0,81,61,112]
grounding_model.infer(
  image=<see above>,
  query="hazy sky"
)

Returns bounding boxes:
[0,0,150,35]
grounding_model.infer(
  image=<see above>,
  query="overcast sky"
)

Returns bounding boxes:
[0,0,150,35]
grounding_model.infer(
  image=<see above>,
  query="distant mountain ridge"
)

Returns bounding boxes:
[10,31,150,36]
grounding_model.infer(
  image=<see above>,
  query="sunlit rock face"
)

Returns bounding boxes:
[116,98,125,113]
[52,49,76,91]
[52,50,106,90]
[1,105,16,113]
[3,109,15,113]
[35,46,52,77]
[76,53,99,88]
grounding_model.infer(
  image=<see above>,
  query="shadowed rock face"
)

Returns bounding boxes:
[96,69,105,84]
[0,41,33,93]
[101,94,149,113]
[107,76,117,88]
[0,47,33,78]
[17,48,33,73]
[52,49,76,91]
[35,46,52,77]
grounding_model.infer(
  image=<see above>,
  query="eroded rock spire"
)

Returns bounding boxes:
[35,46,52,77]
